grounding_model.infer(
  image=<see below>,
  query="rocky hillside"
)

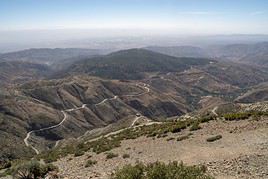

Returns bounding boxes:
[0,75,192,163]
[32,101,268,179]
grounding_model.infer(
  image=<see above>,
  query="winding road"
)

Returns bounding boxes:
[24,83,150,154]
[24,111,68,154]
[212,106,219,117]
[86,114,161,144]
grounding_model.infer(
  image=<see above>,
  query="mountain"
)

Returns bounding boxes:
[209,42,268,66]
[59,48,268,87]
[0,75,192,161]
[145,46,208,58]
[200,61,268,88]
[0,61,51,86]
[59,48,213,80]
[235,83,268,103]
[144,43,268,68]
[1,47,268,172]
[0,48,107,66]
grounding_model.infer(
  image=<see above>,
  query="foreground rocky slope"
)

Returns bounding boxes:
[51,102,268,179]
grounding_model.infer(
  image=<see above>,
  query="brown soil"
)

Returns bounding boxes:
[54,117,268,179]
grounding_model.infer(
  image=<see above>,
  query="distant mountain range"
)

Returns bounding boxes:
[0,48,108,66]
[0,61,51,85]
[145,46,208,58]
[208,42,268,66]
[1,42,267,67]
[58,48,213,80]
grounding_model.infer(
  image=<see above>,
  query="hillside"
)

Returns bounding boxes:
[1,48,268,163]
[144,43,268,68]
[0,61,51,86]
[60,48,213,80]
[235,83,268,103]
[1,47,268,179]
[209,42,268,66]
[145,46,208,58]
[0,75,193,163]
[0,48,107,66]
[200,61,268,87]
[31,102,268,179]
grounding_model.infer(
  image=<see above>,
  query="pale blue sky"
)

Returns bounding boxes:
[0,0,267,34]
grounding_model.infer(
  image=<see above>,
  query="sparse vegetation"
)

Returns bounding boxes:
[223,112,251,121]
[36,109,264,164]
[199,115,216,123]
[111,161,214,179]
[206,135,222,142]
[223,111,268,121]
[36,119,214,163]
[85,160,97,168]
[190,121,201,131]
[106,153,119,159]
[11,160,58,179]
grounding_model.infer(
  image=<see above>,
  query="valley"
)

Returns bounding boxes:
[0,45,268,179]
[1,0,268,178]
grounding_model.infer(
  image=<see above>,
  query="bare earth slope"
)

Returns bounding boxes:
[54,115,268,179]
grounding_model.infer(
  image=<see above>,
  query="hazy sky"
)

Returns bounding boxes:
[1,0,267,34]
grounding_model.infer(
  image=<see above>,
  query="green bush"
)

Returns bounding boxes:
[206,135,222,142]
[106,153,119,159]
[85,160,97,168]
[223,111,268,121]
[166,137,175,141]
[74,150,85,157]
[170,126,182,133]
[223,113,250,121]
[190,121,201,131]
[157,134,168,138]
[12,160,58,179]
[111,161,214,179]
[0,160,11,170]
[177,135,189,141]
[111,163,144,179]
[122,154,130,159]
[200,116,215,123]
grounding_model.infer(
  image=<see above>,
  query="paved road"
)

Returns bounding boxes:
[24,83,151,154]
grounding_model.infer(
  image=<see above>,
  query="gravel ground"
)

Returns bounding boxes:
[54,118,268,179]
